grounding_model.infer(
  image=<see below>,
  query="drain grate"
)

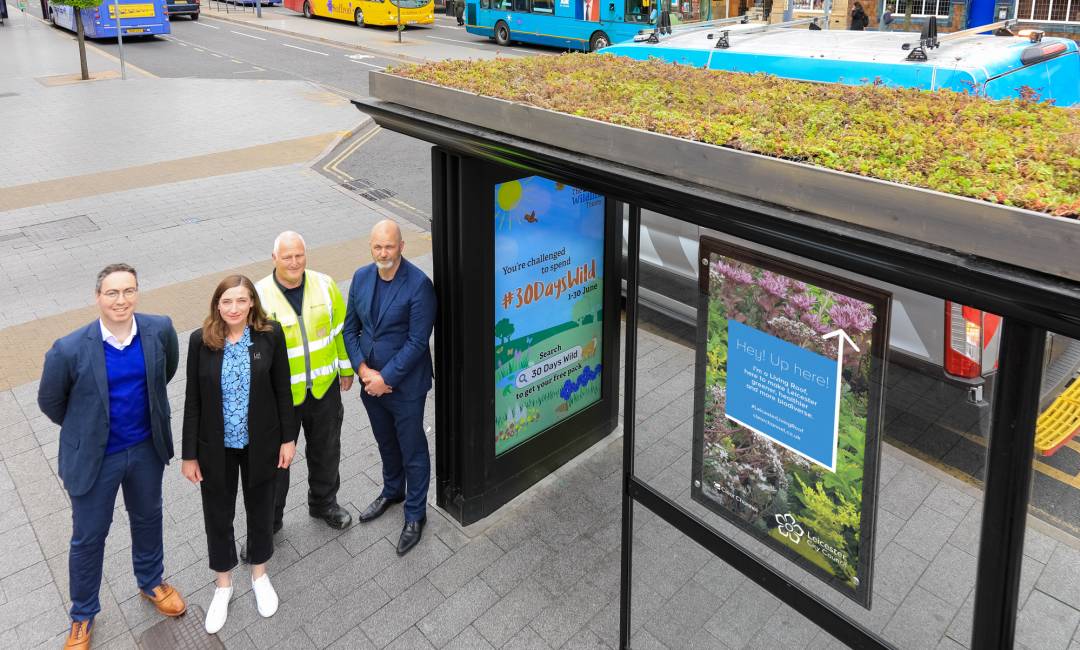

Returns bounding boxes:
[21,215,100,243]
[342,178,397,202]
[138,605,223,649]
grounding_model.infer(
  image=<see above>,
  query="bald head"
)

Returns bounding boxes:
[272,231,307,288]
[370,219,402,244]
[370,219,404,276]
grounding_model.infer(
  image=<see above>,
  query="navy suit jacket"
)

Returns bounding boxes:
[343,258,436,399]
[38,314,179,497]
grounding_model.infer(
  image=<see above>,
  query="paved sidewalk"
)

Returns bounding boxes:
[2,9,1080,650]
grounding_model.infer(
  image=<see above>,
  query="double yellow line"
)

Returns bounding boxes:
[321,125,427,218]
[323,124,382,182]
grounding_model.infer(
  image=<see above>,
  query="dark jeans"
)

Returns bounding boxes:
[274,379,344,525]
[360,392,429,522]
[69,438,164,622]
[201,446,276,571]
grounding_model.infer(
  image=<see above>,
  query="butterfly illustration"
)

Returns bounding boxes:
[523,211,538,223]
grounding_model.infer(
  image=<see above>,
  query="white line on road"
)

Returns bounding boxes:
[424,35,479,45]
[348,59,385,69]
[282,43,329,56]
[210,53,223,58]
[194,21,220,28]
[231,30,266,40]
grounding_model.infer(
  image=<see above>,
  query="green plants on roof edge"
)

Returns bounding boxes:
[390,54,1080,218]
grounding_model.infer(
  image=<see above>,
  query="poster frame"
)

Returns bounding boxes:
[434,152,621,525]
[690,235,891,608]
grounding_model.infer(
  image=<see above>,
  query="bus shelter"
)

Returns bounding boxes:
[354,71,1080,648]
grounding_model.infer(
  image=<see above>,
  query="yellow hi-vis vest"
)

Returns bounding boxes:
[255,270,354,406]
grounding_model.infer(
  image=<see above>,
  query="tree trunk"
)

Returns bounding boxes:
[75,9,89,80]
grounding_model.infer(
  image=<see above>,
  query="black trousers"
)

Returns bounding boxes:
[274,378,344,525]
[201,446,275,572]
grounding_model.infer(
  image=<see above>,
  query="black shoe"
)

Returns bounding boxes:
[396,518,425,556]
[309,503,353,530]
[357,496,403,523]
[240,520,282,563]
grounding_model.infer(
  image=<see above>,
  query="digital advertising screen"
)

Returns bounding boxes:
[493,176,606,456]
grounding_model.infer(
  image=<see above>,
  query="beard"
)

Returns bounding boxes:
[374,259,395,270]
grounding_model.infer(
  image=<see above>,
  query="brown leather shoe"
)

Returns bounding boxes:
[141,582,187,617]
[63,620,91,650]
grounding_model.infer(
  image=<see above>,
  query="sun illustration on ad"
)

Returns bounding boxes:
[497,180,522,211]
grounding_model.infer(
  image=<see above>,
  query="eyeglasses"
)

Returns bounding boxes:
[101,288,138,301]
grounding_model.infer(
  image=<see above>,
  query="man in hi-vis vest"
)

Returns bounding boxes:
[252,231,355,543]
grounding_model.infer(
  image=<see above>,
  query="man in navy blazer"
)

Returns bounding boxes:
[343,220,436,556]
[38,264,187,650]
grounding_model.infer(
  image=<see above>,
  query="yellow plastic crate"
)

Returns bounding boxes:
[1036,380,1080,456]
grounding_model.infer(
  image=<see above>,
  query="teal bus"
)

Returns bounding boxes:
[465,0,655,52]
[50,0,170,37]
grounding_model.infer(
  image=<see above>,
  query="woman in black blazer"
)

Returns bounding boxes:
[181,274,296,634]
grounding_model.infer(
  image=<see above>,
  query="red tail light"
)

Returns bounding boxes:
[944,302,1004,379]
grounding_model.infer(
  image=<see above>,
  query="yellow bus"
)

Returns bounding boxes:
[287,0,434,26]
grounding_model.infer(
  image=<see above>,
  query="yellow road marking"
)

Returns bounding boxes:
[323,125,381,181]
[945,424,1080,490]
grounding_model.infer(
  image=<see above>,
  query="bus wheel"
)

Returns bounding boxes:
[494,20,510,46]
[354,8,365,26]
[589,31,609,52]
[303,0,313,17]
[191,11,199,19]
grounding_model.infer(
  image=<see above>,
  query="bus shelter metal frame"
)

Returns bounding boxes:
[354,87,1080,649]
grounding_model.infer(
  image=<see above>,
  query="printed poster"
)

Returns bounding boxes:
[494,176,605,456]
[691,238,889,606]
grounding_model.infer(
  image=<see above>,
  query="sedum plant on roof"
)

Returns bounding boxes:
[391,54,1080,218]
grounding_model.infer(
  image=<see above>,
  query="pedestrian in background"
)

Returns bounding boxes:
[250,231,355,556]
[38,264,186,650]
[850,1,869,30]
[880,8,894,30]
[455,0,465,25]
[181,275,296,634]
[343,219,437,556]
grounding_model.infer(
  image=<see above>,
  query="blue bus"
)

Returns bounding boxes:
[465,0,654,52]
[50,0,171,37]
[600,18,1080,106]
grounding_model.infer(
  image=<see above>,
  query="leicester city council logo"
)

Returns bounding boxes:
[775,513,804,545]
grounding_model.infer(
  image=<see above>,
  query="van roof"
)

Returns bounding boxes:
[603,27,1079,99]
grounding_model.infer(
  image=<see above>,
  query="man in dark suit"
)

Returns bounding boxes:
[38,264,186,650]
[343,220,436,556]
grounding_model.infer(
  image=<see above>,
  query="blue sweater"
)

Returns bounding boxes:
[103,334,153,455]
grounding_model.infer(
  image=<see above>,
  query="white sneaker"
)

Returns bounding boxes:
[251,574,278,618]
[204,585,232,634]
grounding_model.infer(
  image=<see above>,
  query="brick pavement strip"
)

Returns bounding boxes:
[0,132,345,213]
[0,233,432,391]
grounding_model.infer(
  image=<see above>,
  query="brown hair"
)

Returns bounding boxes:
[201,275,272,351]
[96,263,137,293]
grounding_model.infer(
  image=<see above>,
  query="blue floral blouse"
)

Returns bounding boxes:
[221,327,251,449]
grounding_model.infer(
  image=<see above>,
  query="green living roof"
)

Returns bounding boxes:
[391,54,1080,218]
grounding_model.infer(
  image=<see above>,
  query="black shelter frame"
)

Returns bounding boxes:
[356,96,1080,649]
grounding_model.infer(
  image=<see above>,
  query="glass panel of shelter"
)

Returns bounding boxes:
[621,207,1029,648]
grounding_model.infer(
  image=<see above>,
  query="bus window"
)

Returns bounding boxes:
[532,0,552,12]
[480,0,491,7]
[513,0,528,10]
[625,0,651,22]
